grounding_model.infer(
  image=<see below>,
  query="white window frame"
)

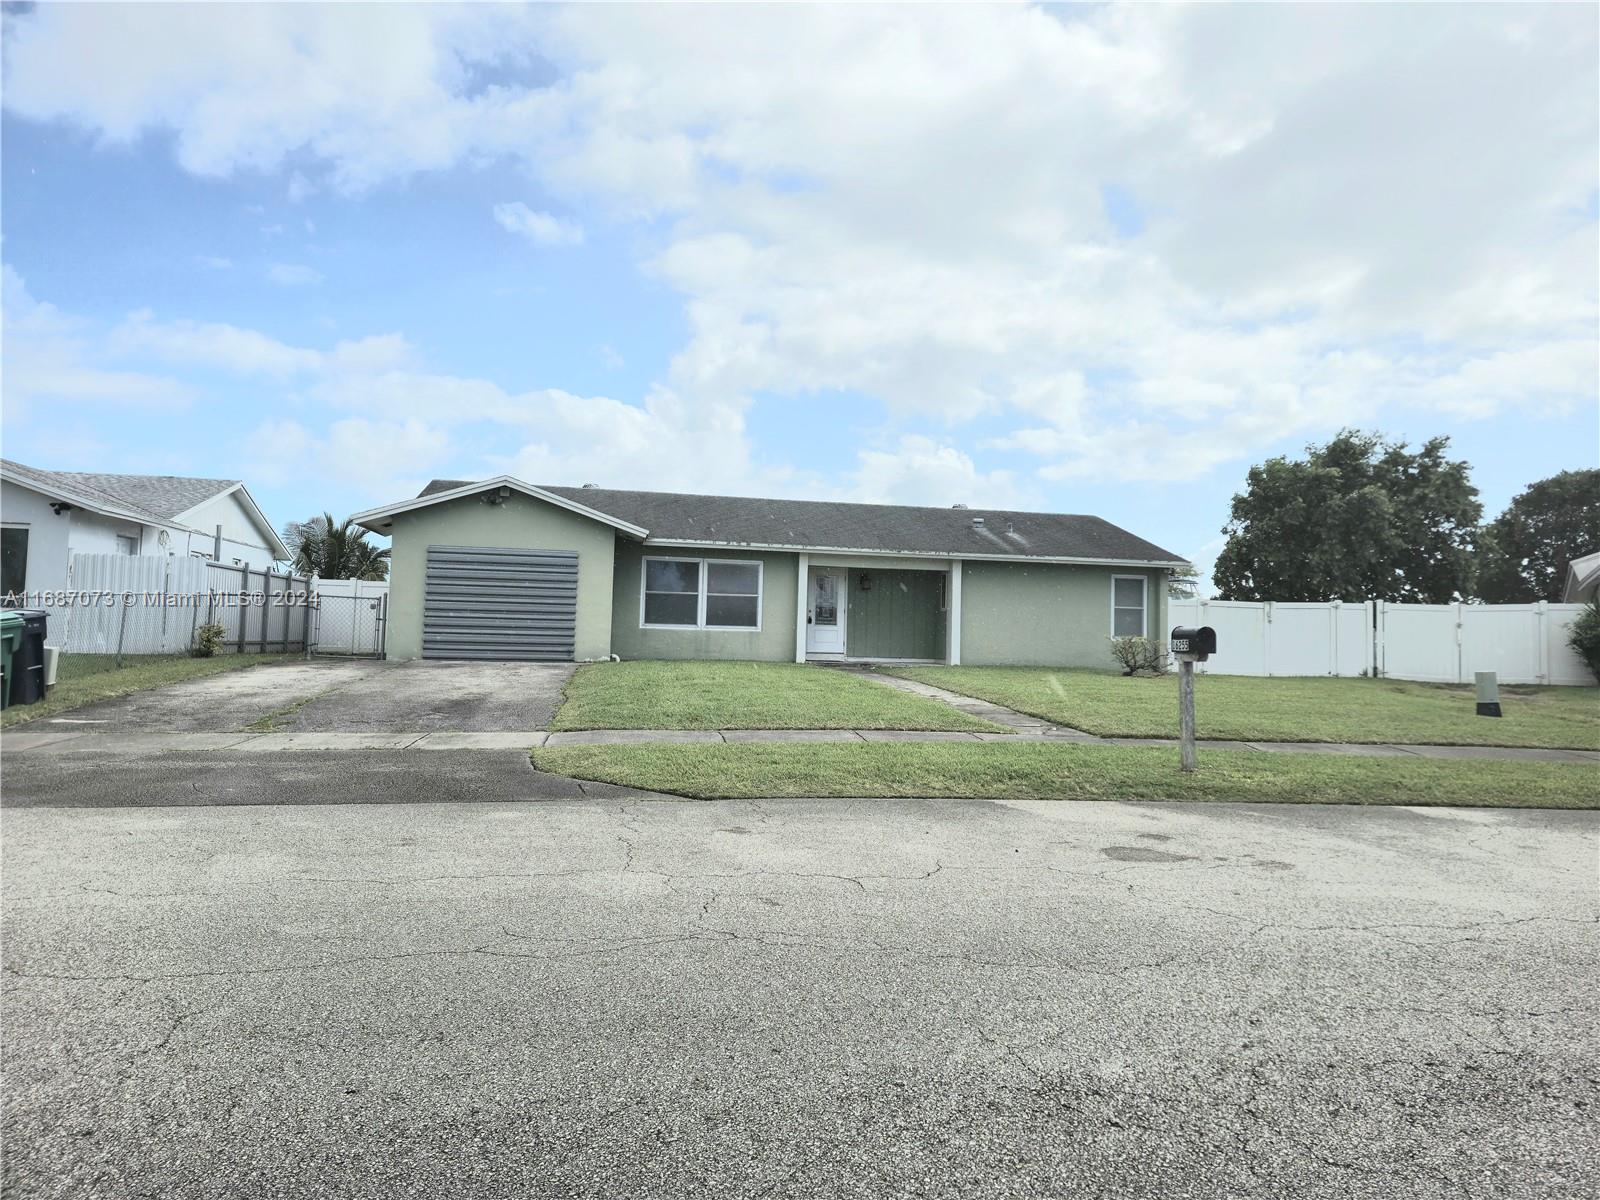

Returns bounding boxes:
[640,555,764,632]
[116,534,140,556]
[1110,573,1148,638]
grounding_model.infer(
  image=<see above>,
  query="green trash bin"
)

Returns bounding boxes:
[0,610,24,710]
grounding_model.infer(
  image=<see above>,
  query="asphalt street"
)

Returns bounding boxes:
[4,782,1597,1199]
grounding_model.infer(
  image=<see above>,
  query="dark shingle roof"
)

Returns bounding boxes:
[415,478,1184,564]
[3,459,237,522]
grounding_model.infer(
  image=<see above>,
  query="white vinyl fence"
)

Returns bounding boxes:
[1378,601,1590,686]
[310,577,389,657]
[1170,598,1591,686]
[40,554,312,657]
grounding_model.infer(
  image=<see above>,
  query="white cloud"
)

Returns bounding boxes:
[110,311,323,376]
[849,436,1036,510]
[1,266,192,417]
[3,4,1595,490]
[246,417,448,493]
[196,255,232,270]
[0,3,551,191]
[266,262,322,287]
[492,202,584,246]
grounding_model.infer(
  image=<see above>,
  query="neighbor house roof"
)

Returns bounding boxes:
[1,459,289,559]
[370,476,1188,567]
[1563,550,1600,603]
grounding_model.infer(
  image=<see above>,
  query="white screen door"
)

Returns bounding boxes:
[806,568,845,654]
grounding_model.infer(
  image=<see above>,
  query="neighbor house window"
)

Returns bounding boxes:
[1111,575,1147,637]
[2,527,27,599]
[116,534,139,556]
[641,556,762,630]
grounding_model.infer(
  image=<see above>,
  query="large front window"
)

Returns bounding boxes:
[642,557,763,630]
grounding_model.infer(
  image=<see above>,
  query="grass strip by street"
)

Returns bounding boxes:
[533,741,1598,809]
[0,653,298,728]
[885,666,1600,751]
[549,660,1005,733]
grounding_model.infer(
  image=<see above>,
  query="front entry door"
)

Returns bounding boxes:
[806,567,846,655]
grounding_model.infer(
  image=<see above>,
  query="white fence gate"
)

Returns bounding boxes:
[1378,601,1590,686]
[1169,597,1591,686]
[310,578,389,657]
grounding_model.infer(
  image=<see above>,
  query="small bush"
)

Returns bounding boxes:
[193,623,226,658]
[1568,601,1600,683]
[1109,636,1168,676]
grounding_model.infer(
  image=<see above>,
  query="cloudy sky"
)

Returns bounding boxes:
[2,3,1595,584]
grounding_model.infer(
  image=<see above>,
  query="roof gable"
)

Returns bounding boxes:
[353,477,650,539]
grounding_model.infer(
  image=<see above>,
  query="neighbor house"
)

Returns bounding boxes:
[352,477,1187,669]
[1563,551,1600,604]
[1,459,289,600]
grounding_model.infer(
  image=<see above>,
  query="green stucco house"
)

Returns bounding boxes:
[352,477,1187,669]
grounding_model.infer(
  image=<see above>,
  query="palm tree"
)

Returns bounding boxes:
[282,512,389,581]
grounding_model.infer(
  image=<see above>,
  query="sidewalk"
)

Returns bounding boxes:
[4,725,1595,763]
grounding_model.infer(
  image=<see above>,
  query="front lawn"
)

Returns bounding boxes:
[0,653,297,728]
[534,742,1598,809]
[549,660,1005,732]
[884,667,1600,750]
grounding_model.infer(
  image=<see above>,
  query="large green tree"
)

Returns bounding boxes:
[1474,469,1600,603]
[1212,430,1480,603]
[282,513,390,581]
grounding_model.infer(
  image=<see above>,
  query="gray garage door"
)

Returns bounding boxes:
[423,545,578,661]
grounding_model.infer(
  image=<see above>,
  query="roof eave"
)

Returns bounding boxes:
[0,467,175,529]
[641,535,1189,570]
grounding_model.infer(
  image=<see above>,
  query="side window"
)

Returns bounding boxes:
[1,527,28,599]
[1112,576,1147,637]
[116,534,139,556]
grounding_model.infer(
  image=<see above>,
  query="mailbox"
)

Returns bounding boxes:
[1170,625,1216,662]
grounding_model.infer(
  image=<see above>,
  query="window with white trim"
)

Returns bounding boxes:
[1111,575,1147,637]
[705,561,761,628]
[642,557,762,630]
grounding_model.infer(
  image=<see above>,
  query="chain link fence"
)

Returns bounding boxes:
[309,581,388,657]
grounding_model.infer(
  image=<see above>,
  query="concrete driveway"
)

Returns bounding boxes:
[3,790,1595,1199]
[33,658,577,733]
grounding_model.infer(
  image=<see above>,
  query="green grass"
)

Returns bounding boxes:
[549,660,1005,732]
[534,741,1598,809]
[884,666,1600,750]
[1,653,297,728]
